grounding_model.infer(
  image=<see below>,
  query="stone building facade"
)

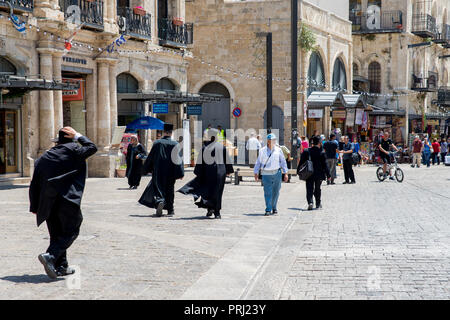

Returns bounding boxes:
[186,0,352,146]
[350,0,450,141]
[0,0,192,182]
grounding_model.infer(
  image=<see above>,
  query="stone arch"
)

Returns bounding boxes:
[307,49,327,95]
[192,75,236,103]
[156,77,179,91]
[368,61,382,93]
[115,60,146,88]
[197,81,231,131]
[0,54,27,76]
[116,72,139,93]
[331,52,349,92]
[307,46,328,88]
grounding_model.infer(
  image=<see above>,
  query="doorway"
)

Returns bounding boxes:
[198,82,231,132]
[0,109,18,174]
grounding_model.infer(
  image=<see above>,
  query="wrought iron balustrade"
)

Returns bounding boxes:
[350,10,403,34]
[158,18,193,48]
[411,71,438,92]
[436,87,450,106]
[0,0,33,12]
[59,0,104,31]
[412,13,437,38]
[117,7,151,40]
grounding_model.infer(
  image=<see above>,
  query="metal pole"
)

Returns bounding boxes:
[267,32,273,133]
[291,0,298,168]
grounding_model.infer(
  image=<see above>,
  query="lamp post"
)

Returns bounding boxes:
[256,31,273,133]
[291,0,299,168]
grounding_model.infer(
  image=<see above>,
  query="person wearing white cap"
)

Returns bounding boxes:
[254,133,288,216]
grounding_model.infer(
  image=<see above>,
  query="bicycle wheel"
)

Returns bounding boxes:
[376,167,386,181]
[395,168,404,183]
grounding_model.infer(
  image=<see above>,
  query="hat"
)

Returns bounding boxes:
[52,129,73,144]
[163,123,174,131]
[267,133,277,140]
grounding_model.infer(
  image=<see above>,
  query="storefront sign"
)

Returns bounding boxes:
[62,56,87,65]
[308,109,323,118]
[62,78,84,101]
[187,105,202,116]
[153,103,169,114]
[332,109,346,119]
[346,109,355,127]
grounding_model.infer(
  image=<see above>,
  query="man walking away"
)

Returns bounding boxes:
[340,136,356,184]
[126,136,147,189]
[29,127,97,279]
[422,137,432,168]
[254,133,289,216]
[178,131,234,219]
[139,123,184,217]
[323,134,338,185]
[440,137,448,165]
[431,138,441,165]
[299,136,330,210]
[246,133,261,168]
[411,136,423,168]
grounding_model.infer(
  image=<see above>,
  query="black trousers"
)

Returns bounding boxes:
[306,178,322,205]
[46,196,83,268]
[343,159,355,183]
[163,181,175,211]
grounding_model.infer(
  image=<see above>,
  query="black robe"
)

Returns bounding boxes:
[138,136,184,209]
[126,143,146,187]
[178,141,234,212]
[29,136,98,226]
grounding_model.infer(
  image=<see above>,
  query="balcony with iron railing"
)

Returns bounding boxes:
[59,0,104,31]
[0,0,33,13]
[349,10,403,34]
[412,13,437,38]
[411,71,438,92]
[117,7,151,41]
[435,87,450,106]
[433,24,450,47]
[158,18,193,48]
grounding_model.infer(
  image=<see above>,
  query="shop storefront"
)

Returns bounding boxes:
[307,91,346,138]
[62,76,86,135]
[0,104,20,174]
[369,111,406,145]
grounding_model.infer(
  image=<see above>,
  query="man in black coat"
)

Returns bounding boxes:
[29,127,97,279]
[178,132,234,219]
[138,123,184,216]
[126,136,147,189]
[298,135,330,210]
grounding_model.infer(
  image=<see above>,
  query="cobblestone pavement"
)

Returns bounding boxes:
[0,164,449,299]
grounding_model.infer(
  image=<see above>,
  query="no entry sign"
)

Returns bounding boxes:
[232,106,242,118]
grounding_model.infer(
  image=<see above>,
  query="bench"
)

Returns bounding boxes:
[233,168,297,185]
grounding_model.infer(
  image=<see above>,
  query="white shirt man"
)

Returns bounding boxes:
[246,134,261,168]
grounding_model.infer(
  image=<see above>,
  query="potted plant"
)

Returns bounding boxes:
[133,6,146,16]
[115,165,127,178]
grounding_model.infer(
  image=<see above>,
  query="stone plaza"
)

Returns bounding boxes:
[0,164,449,300]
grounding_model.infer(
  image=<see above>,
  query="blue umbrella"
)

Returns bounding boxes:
[126,116,165,130]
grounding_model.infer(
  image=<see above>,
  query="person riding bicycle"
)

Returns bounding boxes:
[378,132,399,180]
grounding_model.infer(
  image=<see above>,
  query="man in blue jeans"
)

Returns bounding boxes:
[254,133,288,216]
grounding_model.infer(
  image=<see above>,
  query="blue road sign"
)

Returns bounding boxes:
[187,105,202,116]
[232,106,242,117]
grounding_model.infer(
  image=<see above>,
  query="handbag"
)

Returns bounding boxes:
[258,149,273,180]
[297,151,314,180]
[352,153,359,165]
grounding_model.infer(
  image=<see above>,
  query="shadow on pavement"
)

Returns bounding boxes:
[0,274,64,284]
[117,188,134,190]
[0,185,29,190]
[129,214,161,218]
[174,216,212,220]
[242,213,268,216]
[288,207,308,212]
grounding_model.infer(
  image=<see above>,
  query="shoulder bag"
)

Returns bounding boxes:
[258,149,273,180]
[297,151,314,181]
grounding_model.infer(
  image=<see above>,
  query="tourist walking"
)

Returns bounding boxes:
[254,133,288,216]
[340,136,356,184]
[246,133,262,168]
[411,136,423,168]
[178,131,234,219]
[440,137,449,164]
[126,136,147,189]
[431,138,441,165]
[139,123,185,217]
[323,134,338,185]
[422,137,432,167]
[29,127,97,279]
[298,136,330,210]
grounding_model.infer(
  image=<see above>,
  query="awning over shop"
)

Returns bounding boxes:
[343,94,368,109]
[307,91,347,108]
[368,105,406,116]
[0,75,79,91]
[408,113,449,120]
[117,90,223,104]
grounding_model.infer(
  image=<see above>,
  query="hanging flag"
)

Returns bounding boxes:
[10,13,26,34]
[64,23,84,54]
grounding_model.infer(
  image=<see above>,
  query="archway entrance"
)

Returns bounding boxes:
[117,72,142,130]
[0,56,20,174]
[198,82,231,132]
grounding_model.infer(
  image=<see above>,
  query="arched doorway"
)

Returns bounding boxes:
[0,56,20,174]
[117,73,143,131]
[198,82,231,132]
[332,58,347,92]
[264,106,284,145]
[368,61,381,93]
[307,52,326,96]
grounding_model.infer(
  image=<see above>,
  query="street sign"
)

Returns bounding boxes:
[153,103,169,114]
[187,104,202,116]
[232,106,242,118]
